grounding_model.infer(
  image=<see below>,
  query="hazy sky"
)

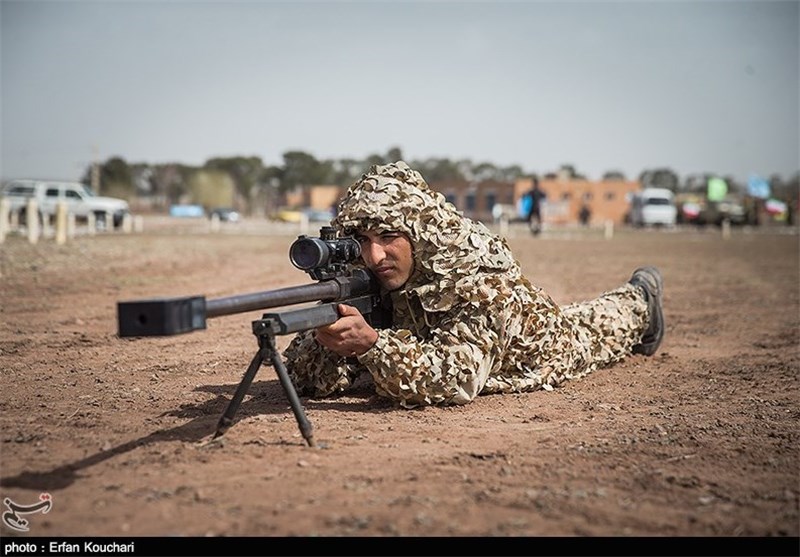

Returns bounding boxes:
[2,0,798,183]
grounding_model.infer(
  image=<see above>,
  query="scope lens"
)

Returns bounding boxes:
[289,237,329,270]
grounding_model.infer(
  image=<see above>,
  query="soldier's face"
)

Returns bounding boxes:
[355,230,414,291]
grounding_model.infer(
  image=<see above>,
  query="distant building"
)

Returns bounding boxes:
[284,184,341,211]
[429,177,641,225]
[515,177,641,226]
[432,179,516,222]
[293,176,642,226]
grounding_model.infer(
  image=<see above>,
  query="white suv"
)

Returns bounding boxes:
[1,180,130,228]
[629,188,678,227]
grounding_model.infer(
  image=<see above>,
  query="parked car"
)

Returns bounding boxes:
[1,179,130,228]
[676,194,748,226]
[273,208,334,224]
[209,207,240,222]
[706,196,748,226]
[304,208,335,222]
[628,188,677,227]
[169,204,205,218]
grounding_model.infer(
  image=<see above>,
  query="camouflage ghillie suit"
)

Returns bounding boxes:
[284,161,649,408]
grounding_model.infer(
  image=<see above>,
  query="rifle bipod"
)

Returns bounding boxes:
[213,315,316,447]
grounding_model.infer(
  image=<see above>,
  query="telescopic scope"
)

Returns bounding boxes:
[289,226,361,273]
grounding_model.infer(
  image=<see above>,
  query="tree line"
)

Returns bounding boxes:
[81,146,799,215]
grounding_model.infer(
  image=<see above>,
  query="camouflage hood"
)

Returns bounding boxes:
[333,161,522,312]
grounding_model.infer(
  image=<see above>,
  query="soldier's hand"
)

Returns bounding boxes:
[314,304,379,358]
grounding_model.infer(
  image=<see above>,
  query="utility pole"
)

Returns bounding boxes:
[91,145,100,194]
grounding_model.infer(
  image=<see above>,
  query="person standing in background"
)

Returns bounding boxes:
[524,176,547,235]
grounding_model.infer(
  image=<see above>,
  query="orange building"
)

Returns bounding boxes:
[285,184,341,212]
[432,177,641,225]
[515,177,641,226]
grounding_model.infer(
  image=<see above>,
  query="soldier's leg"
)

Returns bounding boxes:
[560,282,650,367]
[504,269,662,392]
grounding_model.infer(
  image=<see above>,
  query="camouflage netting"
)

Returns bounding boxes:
[283,161,649,408]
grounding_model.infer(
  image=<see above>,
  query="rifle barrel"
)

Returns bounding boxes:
[117,271,378,338]
[205,281,342,318]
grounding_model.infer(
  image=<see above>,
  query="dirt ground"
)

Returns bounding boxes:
[0,217,798,549]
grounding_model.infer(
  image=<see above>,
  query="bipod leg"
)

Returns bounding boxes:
[214,349,264,439]
[263,334,316,448]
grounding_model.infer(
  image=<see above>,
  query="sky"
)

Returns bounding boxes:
[1,0,798,184]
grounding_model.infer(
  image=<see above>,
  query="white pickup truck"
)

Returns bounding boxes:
[1,179,130,229]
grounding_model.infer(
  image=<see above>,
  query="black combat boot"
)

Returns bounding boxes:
[629,266,664,356]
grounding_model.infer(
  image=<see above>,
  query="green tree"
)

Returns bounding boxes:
[364,153,387,167]
[499,165,524,182]
[640,168,679,191]
[331,158,364,187]
[472,162,499,182]
[187,169,235,209]
[262,164,284,188]
[253,164,284,216]
[152,163,193,206]
[455,159,475,181]
[412,158,465,182]
[280,151,327,192]
[559,164,577,179]
[682,173,709,193]
[97,156,135,199]
[128,163,154,195]
[723,175,741,195]
[317,159,337,185]
[603,170,627,181]
[386,146,404,163]
[205,157,263,193]
[204,156,265,214]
